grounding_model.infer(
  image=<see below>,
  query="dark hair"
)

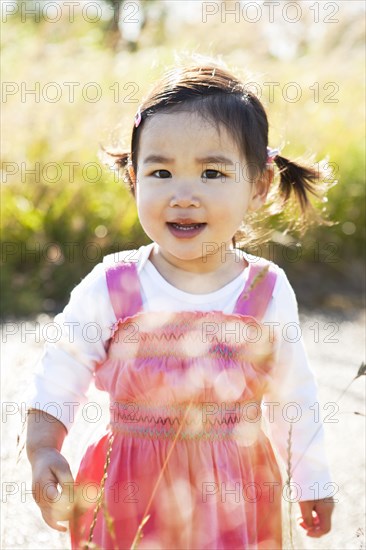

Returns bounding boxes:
[100,60,335,248]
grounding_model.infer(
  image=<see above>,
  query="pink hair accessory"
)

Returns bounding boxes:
[266,147,280,164]
[134,106,142,128]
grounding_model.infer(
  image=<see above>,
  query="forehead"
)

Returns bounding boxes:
[139,111,240,156]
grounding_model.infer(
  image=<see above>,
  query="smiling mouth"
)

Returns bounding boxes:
[166,222,207,238]
[167,222,207,231]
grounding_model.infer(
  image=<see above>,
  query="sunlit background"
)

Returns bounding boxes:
[1,0,365,318]
[1,2,365,549]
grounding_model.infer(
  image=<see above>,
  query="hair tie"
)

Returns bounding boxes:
[266,147,280,164]
[134,106,142,128]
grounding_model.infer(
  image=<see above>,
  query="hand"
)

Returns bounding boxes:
[298,497,335,538]
[30,447,75,532]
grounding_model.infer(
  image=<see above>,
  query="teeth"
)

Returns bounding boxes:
[172,223,202,230]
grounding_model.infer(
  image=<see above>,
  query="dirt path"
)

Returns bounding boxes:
[1,308,365,550]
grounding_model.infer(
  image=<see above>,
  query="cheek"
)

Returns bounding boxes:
[137,180,167,208]
[213,189,249,214]
[136,190,160,227]
[137,199,150,219]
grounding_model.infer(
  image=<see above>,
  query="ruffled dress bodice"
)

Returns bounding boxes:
[70,257,283,550]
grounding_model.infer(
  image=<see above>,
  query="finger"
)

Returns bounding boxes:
[34,476,74,526]
[50,459,74,489]
[39,494,74,527]
[37,477,63,509]
[43,486,76,520]
[305,511,327,538]
[48,460,75,509]
[32,477,59,509]
[312,503,332,536]
[32,460,65,506]
[41,508,68,532]
[298,502,315,531]
[306,533,322,538]
[297,518,309,531]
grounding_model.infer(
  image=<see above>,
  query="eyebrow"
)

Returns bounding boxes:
[197,155,235,165]
[142,155,174,164]
[142,154,236,165]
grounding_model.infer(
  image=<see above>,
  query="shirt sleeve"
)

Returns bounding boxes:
[26,262,117,432]
[262,267,334,501]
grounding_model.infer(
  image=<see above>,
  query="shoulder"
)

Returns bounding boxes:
[65,261,108,309]
[245,253,283,289]
[267,261,299,319]
[69,248,137,296]
[103,244,156,284]
[103,248,140,268]
[245,252,299,316]
[71,246,143,295]
[246,253,295,295]
[271,264,297,305]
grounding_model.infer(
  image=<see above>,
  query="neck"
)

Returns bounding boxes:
[148,243,248,294]
[152,243,241,275]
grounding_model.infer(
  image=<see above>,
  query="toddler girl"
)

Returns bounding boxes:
[26,60,335,549]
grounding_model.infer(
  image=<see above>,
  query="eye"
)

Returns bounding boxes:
[151,169,171,178]
[202,169,225,180]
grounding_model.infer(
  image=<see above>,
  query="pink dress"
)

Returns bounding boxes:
[70,256,283,550]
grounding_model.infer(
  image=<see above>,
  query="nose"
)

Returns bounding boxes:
[169,184,200,208]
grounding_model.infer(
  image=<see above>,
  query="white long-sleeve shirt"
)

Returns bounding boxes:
[27,242,333,500]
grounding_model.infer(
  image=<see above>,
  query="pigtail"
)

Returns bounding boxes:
[98,145,135,196]
[100,148,130,171]
[274,154,322,214]
[235,151,337,250]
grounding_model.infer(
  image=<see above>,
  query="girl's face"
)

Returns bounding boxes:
[131,111,270,273]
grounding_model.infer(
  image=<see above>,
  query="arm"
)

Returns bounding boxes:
[26,261,116,431]
[262,269,335,536]
[25,261,117,529]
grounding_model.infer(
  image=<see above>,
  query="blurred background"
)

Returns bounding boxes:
[1,0,365,319]
[1,2,365,549]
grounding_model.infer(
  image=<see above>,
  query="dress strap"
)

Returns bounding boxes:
[233,258,277,321]
[104,254,143,321]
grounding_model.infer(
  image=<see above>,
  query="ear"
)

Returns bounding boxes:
[248,167,274,212]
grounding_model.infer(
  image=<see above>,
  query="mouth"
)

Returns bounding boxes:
[167,222,206,230]
[166,222,207,238]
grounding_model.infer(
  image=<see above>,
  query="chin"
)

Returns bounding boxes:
[164,245,204,261]
[170,249,202,261]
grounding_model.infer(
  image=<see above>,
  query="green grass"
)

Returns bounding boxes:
[1,3,365,318]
